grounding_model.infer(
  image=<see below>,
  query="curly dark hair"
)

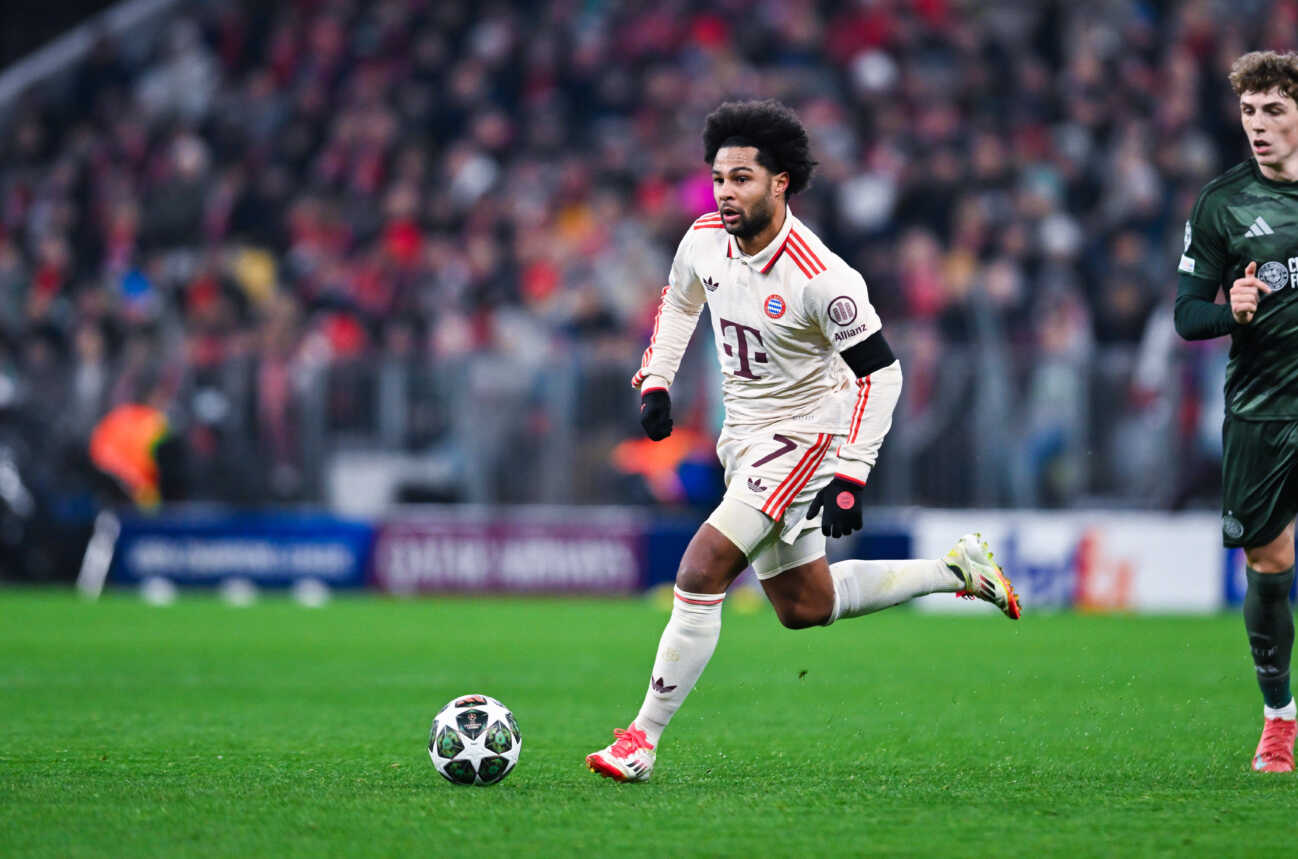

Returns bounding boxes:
[703,100,817,196]
[1229,51,1298,104]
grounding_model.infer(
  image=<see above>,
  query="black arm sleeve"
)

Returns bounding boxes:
[840,330,896,378]
[1174,274,1237,341]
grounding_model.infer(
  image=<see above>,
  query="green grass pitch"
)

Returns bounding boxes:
[0,589,1292,857]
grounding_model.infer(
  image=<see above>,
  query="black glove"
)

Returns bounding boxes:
[807,476,865,537]
[639,389,673,440]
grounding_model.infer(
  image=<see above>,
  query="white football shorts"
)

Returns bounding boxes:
[704,494,827,580]
[704,423,844,578]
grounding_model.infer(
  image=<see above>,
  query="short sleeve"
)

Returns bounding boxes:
[1179,192,1227,284]
[803,268,882,352]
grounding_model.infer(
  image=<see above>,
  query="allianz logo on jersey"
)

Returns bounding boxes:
[1256,258,1298,291]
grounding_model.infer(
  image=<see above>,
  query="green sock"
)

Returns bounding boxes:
[1244,566,1296,709]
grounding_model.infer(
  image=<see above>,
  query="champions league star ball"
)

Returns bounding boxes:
[429,694,521,786]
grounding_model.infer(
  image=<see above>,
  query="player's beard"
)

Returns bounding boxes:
[724,195,775,240]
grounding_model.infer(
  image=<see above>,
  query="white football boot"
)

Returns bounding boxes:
[586,723,656,782]
[945,532,1022,619]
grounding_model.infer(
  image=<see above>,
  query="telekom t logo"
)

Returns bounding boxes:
[719,318,768,379]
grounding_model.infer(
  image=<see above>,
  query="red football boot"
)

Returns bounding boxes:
[1252,716,1296,773]
[586,723,656,782]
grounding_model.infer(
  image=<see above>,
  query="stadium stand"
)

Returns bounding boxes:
[1,0,1294,579]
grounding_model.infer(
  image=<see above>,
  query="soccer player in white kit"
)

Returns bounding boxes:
[586,100,1021,783]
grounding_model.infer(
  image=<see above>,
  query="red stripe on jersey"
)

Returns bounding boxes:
[767,434,834,519]
[675,591,725,605]
[786,237,824,277]
[760,238,789,274]
[847,375,873,442]
[763,434,832,517]
[783,240,817,279]
[789,231,825,272]
[693,223,725,230]
[637,285,671,376]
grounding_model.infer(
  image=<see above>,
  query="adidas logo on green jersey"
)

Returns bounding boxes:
[1243,216,1275,238]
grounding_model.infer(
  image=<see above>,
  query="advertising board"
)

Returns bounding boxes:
[372,507,646,594]
[111,511,373,587]
[910,511,1222,613]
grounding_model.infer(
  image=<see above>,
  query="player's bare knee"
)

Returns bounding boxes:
[775,607,812,630]
[1246,528,1296,573]
[675,551,733,593]
[773,597,831,630]
[675,564,728,594]
[1246,551,1295,574]
[676,523,749,594]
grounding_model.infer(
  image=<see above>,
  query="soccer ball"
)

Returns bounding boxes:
[428,694,521,786]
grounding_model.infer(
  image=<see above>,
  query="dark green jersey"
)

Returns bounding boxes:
[1180,159,1298,419]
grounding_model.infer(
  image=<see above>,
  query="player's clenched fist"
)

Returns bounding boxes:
[1231,260,1272,325]
[808,475,865,538]
[639,388,673,440]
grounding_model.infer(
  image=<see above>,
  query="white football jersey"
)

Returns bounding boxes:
[635,208,882,435]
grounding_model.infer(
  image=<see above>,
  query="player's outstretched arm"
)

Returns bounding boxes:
[631,230,709,392]
[1173,273,1239,340]
[629,289,703,386]
[809,332,901,537]
[630,282,697,443]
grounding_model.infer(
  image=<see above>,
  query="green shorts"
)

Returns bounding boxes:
[1221,416,1298,548]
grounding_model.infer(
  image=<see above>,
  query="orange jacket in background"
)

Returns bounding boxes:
[89,404,169,508]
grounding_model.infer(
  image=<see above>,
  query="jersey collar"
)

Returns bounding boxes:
[1250,157,1298,189]
[731,207,797,274]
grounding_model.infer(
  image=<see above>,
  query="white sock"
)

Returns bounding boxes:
[826,558,963,624]
[633,587,724,747]
[1264,698,1297,720]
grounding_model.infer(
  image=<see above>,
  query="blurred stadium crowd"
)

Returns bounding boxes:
[1,0,1296,566]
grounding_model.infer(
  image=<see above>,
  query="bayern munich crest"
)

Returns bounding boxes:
[764,294,786,319]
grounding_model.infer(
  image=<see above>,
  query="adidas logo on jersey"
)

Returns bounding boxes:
[1243,216,1275,238]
